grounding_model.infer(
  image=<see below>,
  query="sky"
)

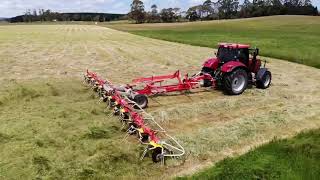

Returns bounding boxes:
[0,0,319,17]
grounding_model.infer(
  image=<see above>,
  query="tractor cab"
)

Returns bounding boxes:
[217,43,260,68]
[202,43,271,95]
[217,43,250,65]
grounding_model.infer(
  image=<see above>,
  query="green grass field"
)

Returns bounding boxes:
[105,15,320,68]
[178,129,320,179]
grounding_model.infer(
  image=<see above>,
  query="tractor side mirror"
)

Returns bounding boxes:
[255,48,259,56]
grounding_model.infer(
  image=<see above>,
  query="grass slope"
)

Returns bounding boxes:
[105,16,320,68]
[178,129,320,179]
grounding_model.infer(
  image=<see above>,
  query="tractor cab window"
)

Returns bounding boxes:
[238,48,249,65]
[217,47,238,63]
[217,47,249,64]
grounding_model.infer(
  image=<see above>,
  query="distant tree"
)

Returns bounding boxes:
[173,7,181,21]
[146,4,161,23]
[151,4,158,15]
[38,9,45,21]
[160,8,177,22]
[186,6,201,21]
[99,15,105,22]
[202,0,214,18]
[218,0,239,19]
[129,0,146,23]
[43,9,52,21]
[32,9,38,21]
[23,10,30,22]
[61,14,69,21]
[268,0,283,15]
[303,0,312,6]
[72,14,81,21]
[93,15,100,22]
[250,0,268,17]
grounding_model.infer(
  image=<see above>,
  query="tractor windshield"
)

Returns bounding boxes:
[217,47,239,62]
[217,47,249,64]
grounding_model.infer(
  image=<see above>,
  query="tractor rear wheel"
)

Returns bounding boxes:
[256,71,272,89]
[133,94,148,109]
[223,69,248,95]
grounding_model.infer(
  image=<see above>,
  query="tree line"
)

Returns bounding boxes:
[129,0,319,23]
[9,9,125,23]
[8,0,318,23]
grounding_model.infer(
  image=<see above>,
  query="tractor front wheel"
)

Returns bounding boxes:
[256,71,272,89]
[223,69,248,95]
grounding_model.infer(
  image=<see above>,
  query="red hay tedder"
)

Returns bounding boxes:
[84,71,185,164]
[83,43,272,163]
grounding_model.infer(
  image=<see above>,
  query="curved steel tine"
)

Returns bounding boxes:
[140,146,149,161]
[122,133,130,142]
[120,121,127,130]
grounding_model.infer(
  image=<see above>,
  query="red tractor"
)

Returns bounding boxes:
[202,43,272,95]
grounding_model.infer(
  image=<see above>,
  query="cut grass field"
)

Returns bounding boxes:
[0,24,319,179]
[178,129,320,179]
[104,15,320,68]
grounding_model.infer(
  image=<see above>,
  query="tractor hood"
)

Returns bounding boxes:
[203,58,219,70]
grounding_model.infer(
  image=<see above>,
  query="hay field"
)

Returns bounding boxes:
[0,25,319,179]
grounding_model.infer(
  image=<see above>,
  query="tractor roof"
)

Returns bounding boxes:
[219,43,250,49]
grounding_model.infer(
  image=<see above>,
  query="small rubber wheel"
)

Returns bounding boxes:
[223,69,248,95]
[133,94,148,109]
[152,147,163,163]
[256,71,272,89]
[140,133,149,143]
[120,112,130,123]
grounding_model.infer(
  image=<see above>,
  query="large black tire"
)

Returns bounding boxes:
[133,94,148,109]
[223,69,248,95]
[256,71,272,89]
[152,147,163,163]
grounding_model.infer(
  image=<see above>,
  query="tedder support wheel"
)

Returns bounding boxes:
[152,147,163,163]
[223,68,248,95]
[133,94,148,109]
[256,70,272,89]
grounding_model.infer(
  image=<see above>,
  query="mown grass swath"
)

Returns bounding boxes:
[105,16,320,68]
[178,129,320,179]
